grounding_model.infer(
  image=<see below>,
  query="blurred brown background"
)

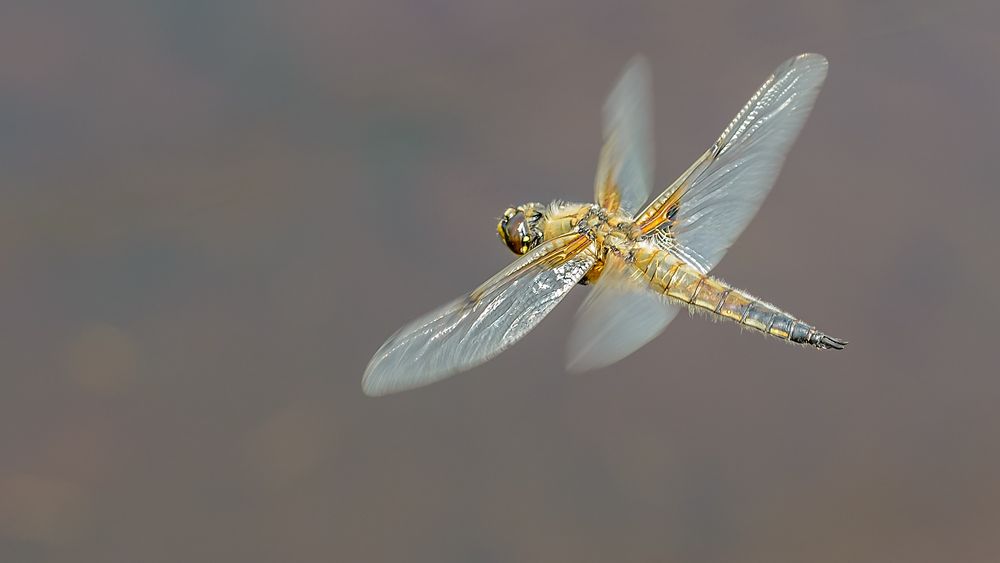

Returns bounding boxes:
[2,1,998,562]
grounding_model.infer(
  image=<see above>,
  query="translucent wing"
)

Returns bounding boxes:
[637,53,828,273]
[363,235,596,396]
[566,252,681,372]
[594,55,654,217]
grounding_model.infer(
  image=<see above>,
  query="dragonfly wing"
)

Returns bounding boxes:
[595,55,654,216]
[638,53,828,273]
[566,253,681,373]
[363,235,596,396]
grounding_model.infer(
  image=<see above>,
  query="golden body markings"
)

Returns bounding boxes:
[526,201,835,348]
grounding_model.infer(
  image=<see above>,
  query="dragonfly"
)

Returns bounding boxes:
[363,53,845,397]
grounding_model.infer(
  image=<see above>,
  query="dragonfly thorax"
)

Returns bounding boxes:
[574,205,642,260]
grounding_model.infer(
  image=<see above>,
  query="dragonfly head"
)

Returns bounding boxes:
[498,204,545,255]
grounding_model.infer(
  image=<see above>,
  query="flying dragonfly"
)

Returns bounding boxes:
[363,53,846,397]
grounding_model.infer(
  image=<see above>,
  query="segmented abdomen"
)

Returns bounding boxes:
[632,246,845,349]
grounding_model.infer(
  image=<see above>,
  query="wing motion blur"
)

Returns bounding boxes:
[566,252,680,372]
[637,53,828,273]
[594,55,654,216]
[363,235,595,396]
[572,56,666,370]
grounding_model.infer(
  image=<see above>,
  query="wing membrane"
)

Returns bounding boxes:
[566,252,681,372]
[363,235,595,396]
[637,53,828,273]
[594,55,654,216]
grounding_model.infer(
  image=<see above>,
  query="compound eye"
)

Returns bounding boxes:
[502,211,528,254]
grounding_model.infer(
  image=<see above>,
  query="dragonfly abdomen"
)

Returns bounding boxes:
[639,250,845,350]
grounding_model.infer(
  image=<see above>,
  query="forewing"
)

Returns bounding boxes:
[638,53,828,273]
[363,235,596,396]
[594,55,654,216]
[566,253,681,373]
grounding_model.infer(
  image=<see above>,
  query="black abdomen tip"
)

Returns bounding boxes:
[812,333,847,350]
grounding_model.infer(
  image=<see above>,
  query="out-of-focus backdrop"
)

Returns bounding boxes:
[2,1,998,561]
